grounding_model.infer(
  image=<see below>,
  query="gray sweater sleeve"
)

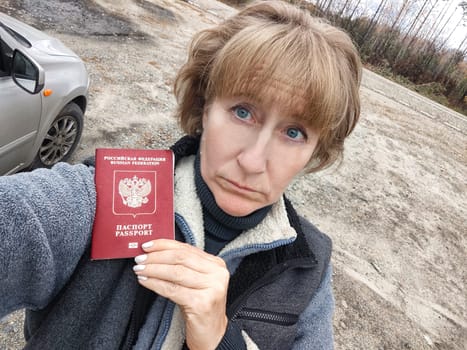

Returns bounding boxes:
[293,264,335,349]
[0,162,96,317]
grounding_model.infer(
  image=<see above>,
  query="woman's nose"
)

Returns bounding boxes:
[236,135,271,174]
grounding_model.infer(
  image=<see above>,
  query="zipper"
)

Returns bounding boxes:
[228,266,282,320]
[120,300,138,350]
[228,258,316,322]
[120,270,156,350]
[233,308,298,326]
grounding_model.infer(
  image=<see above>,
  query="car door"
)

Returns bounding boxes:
[0,35,42,175]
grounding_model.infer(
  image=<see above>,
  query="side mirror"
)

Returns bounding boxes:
[11,49,44,94]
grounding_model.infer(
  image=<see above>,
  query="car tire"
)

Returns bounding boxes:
[30,102,83,169]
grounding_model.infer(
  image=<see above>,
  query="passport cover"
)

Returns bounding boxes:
[91,148,174,260]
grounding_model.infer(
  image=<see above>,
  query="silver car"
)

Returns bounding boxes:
[0,12,89,175]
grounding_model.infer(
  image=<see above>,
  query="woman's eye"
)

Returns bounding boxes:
[234,106,251,120]
[286,127,306,141]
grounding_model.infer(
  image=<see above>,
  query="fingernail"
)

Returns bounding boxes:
[137,275,148,281]
[133,265,146,272]
[142,241,154,249]
[135,254,147,264]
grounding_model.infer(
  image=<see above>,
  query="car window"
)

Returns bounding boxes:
[0,21,31,48]
[0,37,13,77]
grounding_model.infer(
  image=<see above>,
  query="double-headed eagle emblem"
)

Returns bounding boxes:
[118,175,151,208]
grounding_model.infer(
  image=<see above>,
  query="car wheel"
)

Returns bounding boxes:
[31,102,83,169]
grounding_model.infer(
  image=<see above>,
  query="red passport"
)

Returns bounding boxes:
[91,148,174,260]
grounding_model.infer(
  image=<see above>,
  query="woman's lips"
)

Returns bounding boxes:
[223,178,258,193]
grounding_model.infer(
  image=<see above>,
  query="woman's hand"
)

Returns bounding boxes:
[133,239,230,350]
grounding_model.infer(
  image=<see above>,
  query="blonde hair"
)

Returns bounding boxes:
[174,0,361,172]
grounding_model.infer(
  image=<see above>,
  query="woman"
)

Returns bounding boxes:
[0,1,361,349]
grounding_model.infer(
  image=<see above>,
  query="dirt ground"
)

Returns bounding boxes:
[0,1,466,349]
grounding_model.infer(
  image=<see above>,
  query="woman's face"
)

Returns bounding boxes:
[200,96,319,217]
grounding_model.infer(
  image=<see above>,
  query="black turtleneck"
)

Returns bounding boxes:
[194,153,271,255]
